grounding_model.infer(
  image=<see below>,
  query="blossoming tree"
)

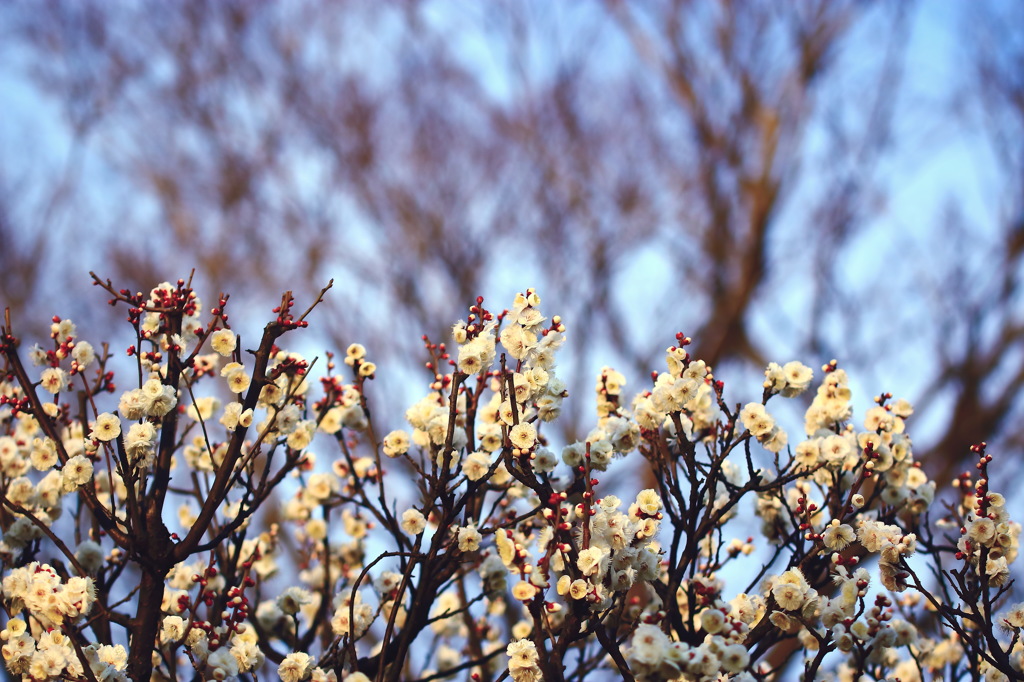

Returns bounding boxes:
[0,275,1021,681]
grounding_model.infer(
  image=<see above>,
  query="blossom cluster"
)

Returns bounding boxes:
[0,563,120,680]
[0,277,1021,682]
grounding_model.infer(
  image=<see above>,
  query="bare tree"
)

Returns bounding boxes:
[914,2,1024,486]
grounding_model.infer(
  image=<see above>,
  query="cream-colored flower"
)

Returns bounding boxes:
[577,547,608,577]
[278,653,313,682]
[506,638,539,670]
[345,343,366,362]
[401,508,426,535]
[740,403,774,437]
[822,520,856,551]
[512,581,537,602]
[771,582,805,611]
[628,623,669,666]
[509,423,537,450]
[382,430,410,457]
[462,451,492,481]
[92,413,121,442]
[210,329,237,356]
[457,525,482,552]
[39,367,68,395]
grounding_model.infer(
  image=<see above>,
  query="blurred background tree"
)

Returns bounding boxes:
[1,0,1022,490]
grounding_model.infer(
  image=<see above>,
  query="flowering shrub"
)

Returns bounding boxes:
[0,274,1021,681]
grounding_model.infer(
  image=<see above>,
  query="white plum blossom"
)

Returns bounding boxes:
[210,328,237,356]
[401,508,427,535]
[0,284,1015,682]
[509,422,537,450]
[91,413,121,442]
[278,652,314,682]
[382,430,410,457]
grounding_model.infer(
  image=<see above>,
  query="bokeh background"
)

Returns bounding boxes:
[1,0,1023,498]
